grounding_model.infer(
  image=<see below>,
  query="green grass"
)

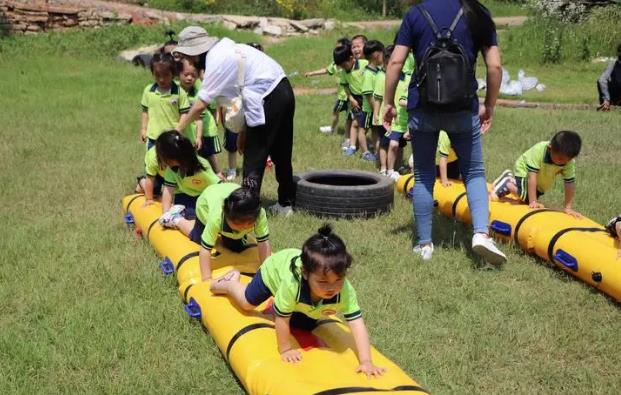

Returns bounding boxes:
[2,24,621,394]
[482,0,529,17]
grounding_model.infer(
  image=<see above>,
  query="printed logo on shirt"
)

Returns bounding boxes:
[192,179,203,186]
[170,98,178,105]
[321,309,337,316]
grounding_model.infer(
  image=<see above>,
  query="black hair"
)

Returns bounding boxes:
[336,37,351,47]
[550,130,582,158]
[363,40,385,60]
[223,187,261,223]
[459,0,496,50]
[333,44,353,65]
[246,42,264,52]
[351,34,368,44]
[155,130,205,177]
[150,52,177,74]
[293,224,352,280]
[384,44,395,61]
[177,57,198,76]
[159,30,177,54]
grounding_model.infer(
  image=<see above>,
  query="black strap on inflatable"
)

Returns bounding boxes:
[175,251,200,271]
[146,219,159,238]
[314,385,429,395]
[451,192,467,218]
[125,194,143,213]
[182,283,194,303]
[226,323,275,360]
[404,175,415,198]
[547,227,608,264]
[512,209,558,244]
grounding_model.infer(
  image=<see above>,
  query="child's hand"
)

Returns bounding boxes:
[528,201,544,209]
[195,138,203,151]
[403,131,411,141]
[139,129,147,143]
[217,172,226,182]
[441,179,453,187]
[356,361,386,378]
[564,208,583,219]
[142,199,155,208]
[280,348,302,363]
[349,97,360,111]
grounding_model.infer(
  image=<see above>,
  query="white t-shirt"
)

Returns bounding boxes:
[198,37,286,127]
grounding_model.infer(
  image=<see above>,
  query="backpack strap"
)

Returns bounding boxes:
[417,5,441,39]
[447,8,464,39]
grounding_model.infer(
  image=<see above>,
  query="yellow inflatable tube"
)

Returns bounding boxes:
[122,194,429,394]
[395,176,621,302]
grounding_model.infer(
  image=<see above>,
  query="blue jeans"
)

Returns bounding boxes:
[408,110,489,244]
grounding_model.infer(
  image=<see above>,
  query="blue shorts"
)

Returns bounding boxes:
[380,131,407,149]
[244,271,318,330]
[197,135,222,158]
[189,218,205,243]
[348,95,363,121]
[224,128,238,153]
[356,111,372,130]
[515,176,544,202]
[174,193,198,219]
[333,99,349,113]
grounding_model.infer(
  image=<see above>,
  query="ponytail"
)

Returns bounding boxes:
[294,224,352,281]
[459,0,496,50]
[155,130,205,177]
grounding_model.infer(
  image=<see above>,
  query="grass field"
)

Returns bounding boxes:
[1,23,621,395]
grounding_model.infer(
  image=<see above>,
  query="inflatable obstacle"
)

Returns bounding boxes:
[396,175,621,302]
[122,194,429,395]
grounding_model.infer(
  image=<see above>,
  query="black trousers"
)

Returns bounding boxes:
[243,78,296,206]
[597,81,621,105]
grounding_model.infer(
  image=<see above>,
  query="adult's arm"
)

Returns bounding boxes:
[480,45,502,134]
[383,45,409,129]
[176,99,207,133]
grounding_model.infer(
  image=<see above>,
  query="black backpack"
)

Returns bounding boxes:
[415,5,474,112]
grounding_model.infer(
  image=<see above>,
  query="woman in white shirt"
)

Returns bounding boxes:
[174,26,296,216]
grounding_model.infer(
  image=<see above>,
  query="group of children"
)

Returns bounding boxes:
[132,36,385,376]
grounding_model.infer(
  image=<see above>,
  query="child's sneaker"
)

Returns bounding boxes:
[319,126,333,134]
[344,146,357,156]
[341,139,351,150]
[472,233,507,265]
[491,170,513,199]
[361,151,377,161]
[269,202,293,217]
[492,169,512,188]
[413,243,434,261]
[387,170,401,181]
[225,168,237,181]
[159,205,185,228]
[379,169,387,176]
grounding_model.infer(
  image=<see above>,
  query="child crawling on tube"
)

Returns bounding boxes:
[210,224,386,377]
[606,215,621,258]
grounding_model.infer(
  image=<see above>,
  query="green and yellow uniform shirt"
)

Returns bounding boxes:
[372,68,386,127]
[514,141,577,193]
[144,146,165,178]
[327,62,348,101]
[195,183,269,251]
[339,59,369,96]
[163,156,220,197]
[392,73,411,134]
[361,65,380,114]
[403,52,416,76]
[141,81,190,140]
[436,131,457,165]
[260,248,362,322]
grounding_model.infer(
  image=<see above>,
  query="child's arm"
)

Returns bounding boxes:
[563,182,582,218]
[161,185,175,213]
[616,222,621,259]
[372,98,381,125]
[140,112,149,143]
[142,176,156,206]
[275,315,301,363]
[199,247,212,281]
[257,241,272,264]
[527,172,544,209]
[364,94,375,112]
[439,157,452,187]
[344,86,360,111]
[347,317,386,377]
[195,118,204,151]
[305,68,328,77]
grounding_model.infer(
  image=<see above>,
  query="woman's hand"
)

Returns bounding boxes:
[479,104,494,134]
[383,104,396,131]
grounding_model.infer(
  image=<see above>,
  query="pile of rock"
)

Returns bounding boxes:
[217,15,336,37]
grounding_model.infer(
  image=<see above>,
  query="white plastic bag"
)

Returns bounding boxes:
[518,69,538,91]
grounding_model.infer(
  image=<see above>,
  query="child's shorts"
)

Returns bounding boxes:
[435,160,461,180]
[245,270,318,330]
[197,135,222,158]
[348,95,363,121]
[333,99,349,113]
[174,193,198,219]
[136,174,164,196]
[224,128,238,153]
[380,130,408,149]
[353,111,371,130]
[189,219,250,252]
[514,176,544,202]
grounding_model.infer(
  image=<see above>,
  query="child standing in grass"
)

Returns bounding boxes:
[140,53,190,149]
[210,224,385,377]
[169,183,271,281]
[373,45,392,175]
[361,40,385,163]
[491,130,583,218]
[383,70,411,181]
[155,130,221,223]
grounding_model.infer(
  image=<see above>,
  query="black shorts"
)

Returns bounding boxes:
[223,128,238,152]
[197,135,222,158]
[515,176,544,202]
[333,99,349,113]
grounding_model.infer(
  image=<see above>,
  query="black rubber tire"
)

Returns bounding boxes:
[295,170,394,219]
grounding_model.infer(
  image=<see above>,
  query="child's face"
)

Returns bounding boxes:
[351,38,365,59]
[304,269,345,300]
[153,63,173,90]
[179,63,198,90]
[372,50,384,66]
[226,217,256,232]
[549,147,573,166]
[338,57,355,72]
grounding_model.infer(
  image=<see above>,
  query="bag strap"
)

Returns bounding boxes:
[417,5,464,40]
[447,8,464,39]
[234,48,246,94]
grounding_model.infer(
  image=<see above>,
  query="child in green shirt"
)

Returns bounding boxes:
[211,224,385,377]
[606,215,621,258]
[361,40,385,163]
[491,130,582,218]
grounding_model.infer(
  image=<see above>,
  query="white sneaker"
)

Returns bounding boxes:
[226,168,237,181]
[387,170,401,181]
[341,139,351,150]
[319,126,333,134]
[472,233,507,265]
[413,243,434,261]
[379,169,387,176]
[159,204,185,228]
[269,202,293,217]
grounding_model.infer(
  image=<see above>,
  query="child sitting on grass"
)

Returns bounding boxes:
[606,215,621,258]
[210,224,385,377]
[165,182,271,281]
[156,130,221,223]
[491,130,583,218]
[140,53,190,149]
